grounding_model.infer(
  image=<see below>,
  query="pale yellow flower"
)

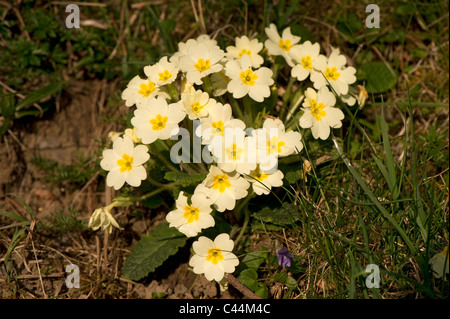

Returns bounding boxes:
[264,23,301,66]
[100,135,150,190]
[121,75,169,108]
[131,96,186,145]
[88,202,122,233]
[196,166,250,212]
[189,233,239,282]
[166,191,215,237]
[299,86,344,140]
[224,54,274,102]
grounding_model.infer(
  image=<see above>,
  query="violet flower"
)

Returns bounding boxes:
[277,247,294,269]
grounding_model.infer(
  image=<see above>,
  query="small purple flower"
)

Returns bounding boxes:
[277,247,294,269]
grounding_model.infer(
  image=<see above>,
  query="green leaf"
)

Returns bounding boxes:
[358,62,397,94]
[338,13,363,40]
[152,292,168,299]
[286,256,304,274]
[254,283,269,299]
[284,275,298,290]
[237,268,259,292]
[142,195,164,209]
[285,170,302,184]
[273,270,288,283]
[292,24,312,43]
[274,270,297,290]
[164,171,206,187]
[15,82,63,111]
[240,247,268,270]
[380,29,406,43]
[395,3,415,15]
[250,219,284,231]
[122,223,187,281]
[252,203,300,226]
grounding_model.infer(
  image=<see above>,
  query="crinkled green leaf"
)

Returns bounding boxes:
[122,223,187,281]
[164,171,206,187]
[285,170,302,184]
[251,219,284,231]
[359,61,397,94]
[252,203,301,226]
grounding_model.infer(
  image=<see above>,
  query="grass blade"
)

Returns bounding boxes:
[379,102,399,199]
[372,154,395,193]
[0,210,27,223]
[8,194,35,221]
[332,134,417,255]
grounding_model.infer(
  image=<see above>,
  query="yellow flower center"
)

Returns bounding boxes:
[311,102,326,121]
[240,68,258,86]
[225,143,243,161]
[278,38,293,52]
[250,167,268,181]
[325,67,340,81]
[212,174,231,193]
[117,154,134,173]
[150,114,168,131]
[206,248,224,265]
[267,136,285,154]
[211,121,225,136]
[191,102,204,114]
[301,56,312,69]
[238,49,252,57]
[194,58,211,73]
[183,205,200,224]
[158,70,172,82]
[138,82,156,97]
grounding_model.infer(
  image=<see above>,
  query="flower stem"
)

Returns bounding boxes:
[154,149,178,172]
[279,77,295,121]
[166,83,179,101]
[138,183,178,201]
[234,206,250,247]
[229,94,246,123]
[201,76,213,95]
[234,189,254,246]
[113,181,178,207]
[243,95,254,123]
[284,92,304,123]
[147,175,168,188]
